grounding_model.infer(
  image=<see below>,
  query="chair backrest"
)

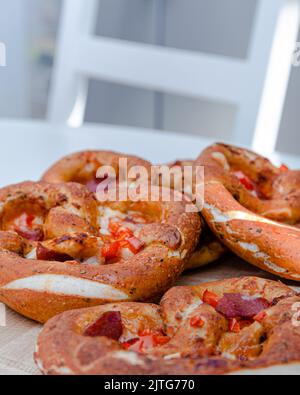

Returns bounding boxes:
[48,0,300,156]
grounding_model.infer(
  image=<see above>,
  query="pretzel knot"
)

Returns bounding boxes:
[196,143,300,281]
[34,277,300,375]
[0,181,200,323]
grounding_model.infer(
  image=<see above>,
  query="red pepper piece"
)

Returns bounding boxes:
[102,241,120,261]
[254,310,267,323]
[279,164,289,172]
[202,290,219,308]
[122,338,139,350]
[190,316,205,328]
[233,171,255,191]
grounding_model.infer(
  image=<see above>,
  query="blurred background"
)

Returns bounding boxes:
[0,0,300,155]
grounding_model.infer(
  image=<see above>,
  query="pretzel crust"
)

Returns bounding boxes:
[196,144,300,280]
[166,159,226,269]
[0,181,200,323]
[34,276,300,375]
[42,150,151,184]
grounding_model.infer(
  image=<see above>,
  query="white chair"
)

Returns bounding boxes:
[48,0,300,156]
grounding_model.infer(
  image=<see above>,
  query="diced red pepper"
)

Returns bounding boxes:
[122,330,169,352]
[279,164,289,172]
[228,318,240,333]
[190,316,205,328]
[202,290,219,308]
[122,338,139,350]
[152,335,170,346]
[254,310,267,323]
[25,214,35,228]
[102,241,120,261]
[233,171,255,191]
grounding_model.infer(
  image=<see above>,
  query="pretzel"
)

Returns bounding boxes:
[199,143,300,224]
[166,159,226,270]
[34,276,300,375]
[42,150,151,192]
[43,151,212,271]
[196,143,300,280]
[0,181,200,323]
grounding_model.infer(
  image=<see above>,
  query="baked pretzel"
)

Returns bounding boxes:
[199,143,300,224]
[42,150,151,192]
[35,276,300,375]
[43,151,213,271]
[166,159,226,270]
[0,181,200,323]
[197,143,300,280]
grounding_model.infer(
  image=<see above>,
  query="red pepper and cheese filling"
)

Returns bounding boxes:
[231,163,289,200]
[98,207,150,264]
[21,207,149,266]
[6,212,44,242]
[81,291,271,359]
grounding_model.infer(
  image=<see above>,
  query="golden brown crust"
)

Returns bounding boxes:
[0,181,200,323]
[42,150,151,184]
[35,276,300,375]
[196,143,300,281]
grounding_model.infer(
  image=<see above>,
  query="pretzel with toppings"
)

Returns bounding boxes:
[0,181,200,323]
[43,151,211,271]
[199,143,300,224]
[196,143,300,280]
[35,276,300,375]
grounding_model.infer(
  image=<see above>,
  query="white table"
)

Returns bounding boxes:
[0,119,300,375]
[1,119,300,187]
